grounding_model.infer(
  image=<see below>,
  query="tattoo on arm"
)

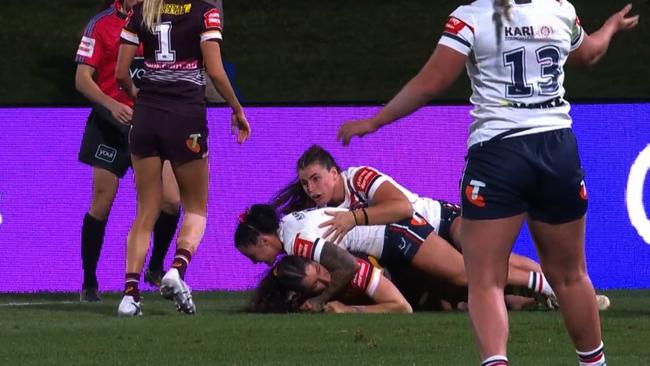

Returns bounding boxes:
[314,241,358,304]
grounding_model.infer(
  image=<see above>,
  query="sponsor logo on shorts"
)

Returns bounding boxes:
[465,179,486,208]
[410,215,427,226]
[579,180,587,201]
[95,144,117,163]
[186,133,202,153]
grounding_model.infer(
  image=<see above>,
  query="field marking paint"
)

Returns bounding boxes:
[0,301,79,307]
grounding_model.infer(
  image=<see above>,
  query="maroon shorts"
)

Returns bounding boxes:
[129,104,208,164]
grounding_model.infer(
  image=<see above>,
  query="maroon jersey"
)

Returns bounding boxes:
[120,1,223,110]
[76,2,135,107]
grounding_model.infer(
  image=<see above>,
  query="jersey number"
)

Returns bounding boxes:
[503,46,561,98]
[154,22,176,62]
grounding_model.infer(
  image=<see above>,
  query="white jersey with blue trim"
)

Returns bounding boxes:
[336,166,446,234]
[277,208,387,260]
[437,0,584,147]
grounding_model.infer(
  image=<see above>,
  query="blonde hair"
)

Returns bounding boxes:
[142,0,165,33]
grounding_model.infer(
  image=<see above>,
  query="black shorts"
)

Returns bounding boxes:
[380,213,435,267]
[460,128,587,224]
[78,107,131,178]
[130,104,208,164]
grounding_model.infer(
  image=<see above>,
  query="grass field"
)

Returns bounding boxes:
[1,291,649,365]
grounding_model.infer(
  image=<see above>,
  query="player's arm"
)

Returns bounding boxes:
[201,40,250,144]
[301,241,358,312]
[364,181,413,224]
[325,275,413,314]
[567,4,639,67]
[115,43,139,100]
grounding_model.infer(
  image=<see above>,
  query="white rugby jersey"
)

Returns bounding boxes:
[438,0,584,147]
[335,166,446,234]
[277,208,386,260]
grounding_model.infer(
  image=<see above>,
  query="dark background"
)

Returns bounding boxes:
[0,0,647,105]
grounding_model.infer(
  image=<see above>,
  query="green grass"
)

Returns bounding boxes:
[1,0,648,104]
[1,291,649,365]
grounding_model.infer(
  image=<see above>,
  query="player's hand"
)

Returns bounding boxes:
[319,210,356,244]
[324,301,349,313]
[231,109,251,144]
[300,297,325,312]
[109,102,134,125]
[606,4,639,33]
[337,118,378,146]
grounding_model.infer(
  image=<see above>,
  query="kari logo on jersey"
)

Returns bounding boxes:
[293,235,315,259]
[505,26,554,40]
[353,168,379,193]
[444,16,473,35]
[186,133,202,153]
[204,8,222,29]
[76,36,95,58]
[95,144,116,163]
[465,179,486,208]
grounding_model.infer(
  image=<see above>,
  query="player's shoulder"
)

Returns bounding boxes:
[83,7,116,35]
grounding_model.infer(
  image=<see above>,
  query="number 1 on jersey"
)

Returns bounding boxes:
[154,22,176,63]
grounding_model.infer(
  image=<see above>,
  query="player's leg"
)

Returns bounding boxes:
[146,160,181,287]
[528,128,605,365]
[78,110,130,302]
[530,217,605,365]
[119,156,163,316]
[160,158,208,314]
[80,167,119,301]
[461,214,524,362]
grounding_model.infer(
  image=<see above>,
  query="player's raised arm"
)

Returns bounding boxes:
[567,4,639,67]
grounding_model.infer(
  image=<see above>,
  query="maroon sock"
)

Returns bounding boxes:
[171,248,192,279]
[124,273,140,302]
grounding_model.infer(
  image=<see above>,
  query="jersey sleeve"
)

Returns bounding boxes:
[120,7,142,46]
[200,6,223,43]
[437,6,475,56]
[76,20,104,67]
[570,15,584,51]
[350,257,383,297]
[347,166,389,202]
[285,231,326,262]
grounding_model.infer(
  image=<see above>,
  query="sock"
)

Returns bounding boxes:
[482,355,509,366]
[577,342,606,366]
[528,272,555,297]
[81,213,107,289]
[149,211,180,272]
[124,273,141,302]
[171,248,192,280]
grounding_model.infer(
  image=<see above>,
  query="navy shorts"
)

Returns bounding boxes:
[380,213,435,267]
[78,107,131,178]
[460,128,587,224]
[437,201,461,245]
[130,104,208,164]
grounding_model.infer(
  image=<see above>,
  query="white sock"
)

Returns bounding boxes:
[528,272,555,297]
[482,355,509,366]
[577,341,606,366]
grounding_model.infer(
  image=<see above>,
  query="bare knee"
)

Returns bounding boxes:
[89,188,116,220]
[160,199,180,215]
[544,266,588,290]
